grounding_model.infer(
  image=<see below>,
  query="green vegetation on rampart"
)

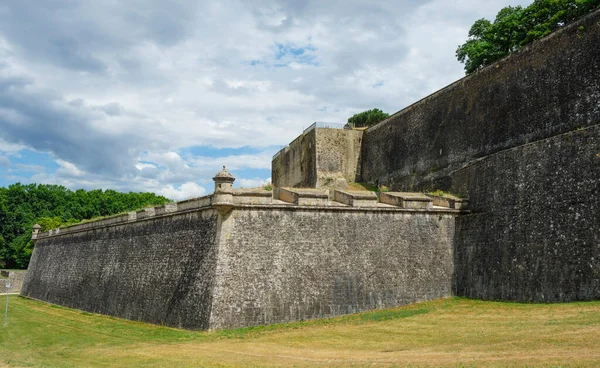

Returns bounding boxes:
[1,296,600,367]
[457,0,599,74]
[0,183,170,269]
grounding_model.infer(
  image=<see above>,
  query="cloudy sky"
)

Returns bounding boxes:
[0,0,530,200]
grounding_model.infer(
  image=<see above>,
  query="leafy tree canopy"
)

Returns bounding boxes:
[0,183,170,269]
[456,0,599,74]
[347,108,390,128]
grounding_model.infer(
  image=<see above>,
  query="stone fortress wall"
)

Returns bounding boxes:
[272,123,364,190]
[359,10,600,302]
[21,9,600,330]
[22,174,462,330]
[272,10,600,303]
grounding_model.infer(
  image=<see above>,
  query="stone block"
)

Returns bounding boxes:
[177,196,212,211]
[379,192,432,209]
[426,193,468,210]
[278,187,329,206]
[333,189,378,207]
[233,189,273,204]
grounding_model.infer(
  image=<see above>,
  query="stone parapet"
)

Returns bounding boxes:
[426,193,469,210]
[233,189,273,205]
[333,189,378,207]
[34,186,472,240]
[278,187,329,206]
[379,192,433,209]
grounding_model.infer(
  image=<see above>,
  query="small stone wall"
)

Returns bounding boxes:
[1,270,26,293]
[272,128,363,190]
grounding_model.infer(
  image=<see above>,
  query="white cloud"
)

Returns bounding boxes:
[0,139,25,155]
[238,177,271,189]
[0,0,533,193]
[56,159,84,177]
[157,182,207,201]
[135,162,157,170]
[0,156,10,167]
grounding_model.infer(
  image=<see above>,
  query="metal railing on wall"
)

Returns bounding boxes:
[302,122,345,134]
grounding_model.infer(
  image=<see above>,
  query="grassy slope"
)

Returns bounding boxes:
[1,296,600,367]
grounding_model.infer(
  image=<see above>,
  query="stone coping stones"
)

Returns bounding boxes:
[136,207,156,219]
[426,193,469,210]
[233,189,273,205]
[177,195,213,211]
[278,187,329,206]
[379,192,433,209]
[155,203,178,216]
[333,189,378,207]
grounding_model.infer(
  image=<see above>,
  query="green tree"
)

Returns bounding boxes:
[0,183,171,269]
[456,0,599,74]
[347,108,390,128]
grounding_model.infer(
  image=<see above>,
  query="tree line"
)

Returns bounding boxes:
[0,183,170,269]
[457,0,599,74]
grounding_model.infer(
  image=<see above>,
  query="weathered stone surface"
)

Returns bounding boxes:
[22,210,220,329]
[314,128,363,187]
[272,129,317,189]
[177,196,212,211]
[278,187,329,206]
[233,189,273,205]
[333,189,378,207]
[360,11,600,192]
[22,203,459,330]
[426,194,468,210]
[272,128,363,190]
[453,126,600,302]
[379,192,432,209]
[209,207,455,329]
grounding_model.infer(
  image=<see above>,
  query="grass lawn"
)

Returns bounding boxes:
[1,296,599,367]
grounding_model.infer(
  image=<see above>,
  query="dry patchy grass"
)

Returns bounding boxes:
[1,296,599,367]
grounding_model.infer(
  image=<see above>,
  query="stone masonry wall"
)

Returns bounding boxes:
[22,209,219,329]
[272,128,364,190]
[315,128,363,187]
[360,10,600,191]
[1,270,26,293]
[208,207,455,329]
[453,126,600,302]
[272,128,316,189]
[357,10,600,303]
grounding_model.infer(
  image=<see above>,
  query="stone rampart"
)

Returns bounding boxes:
[272,127,363,189]
[210,206,456,329]
[22,208,220,329]
[360,10,600,191]
[22,184,462,330]
[453,125,600,301]
[357,10,600,302]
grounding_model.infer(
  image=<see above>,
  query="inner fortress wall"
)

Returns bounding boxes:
[272,127,363,189]
[453,125,600,302]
